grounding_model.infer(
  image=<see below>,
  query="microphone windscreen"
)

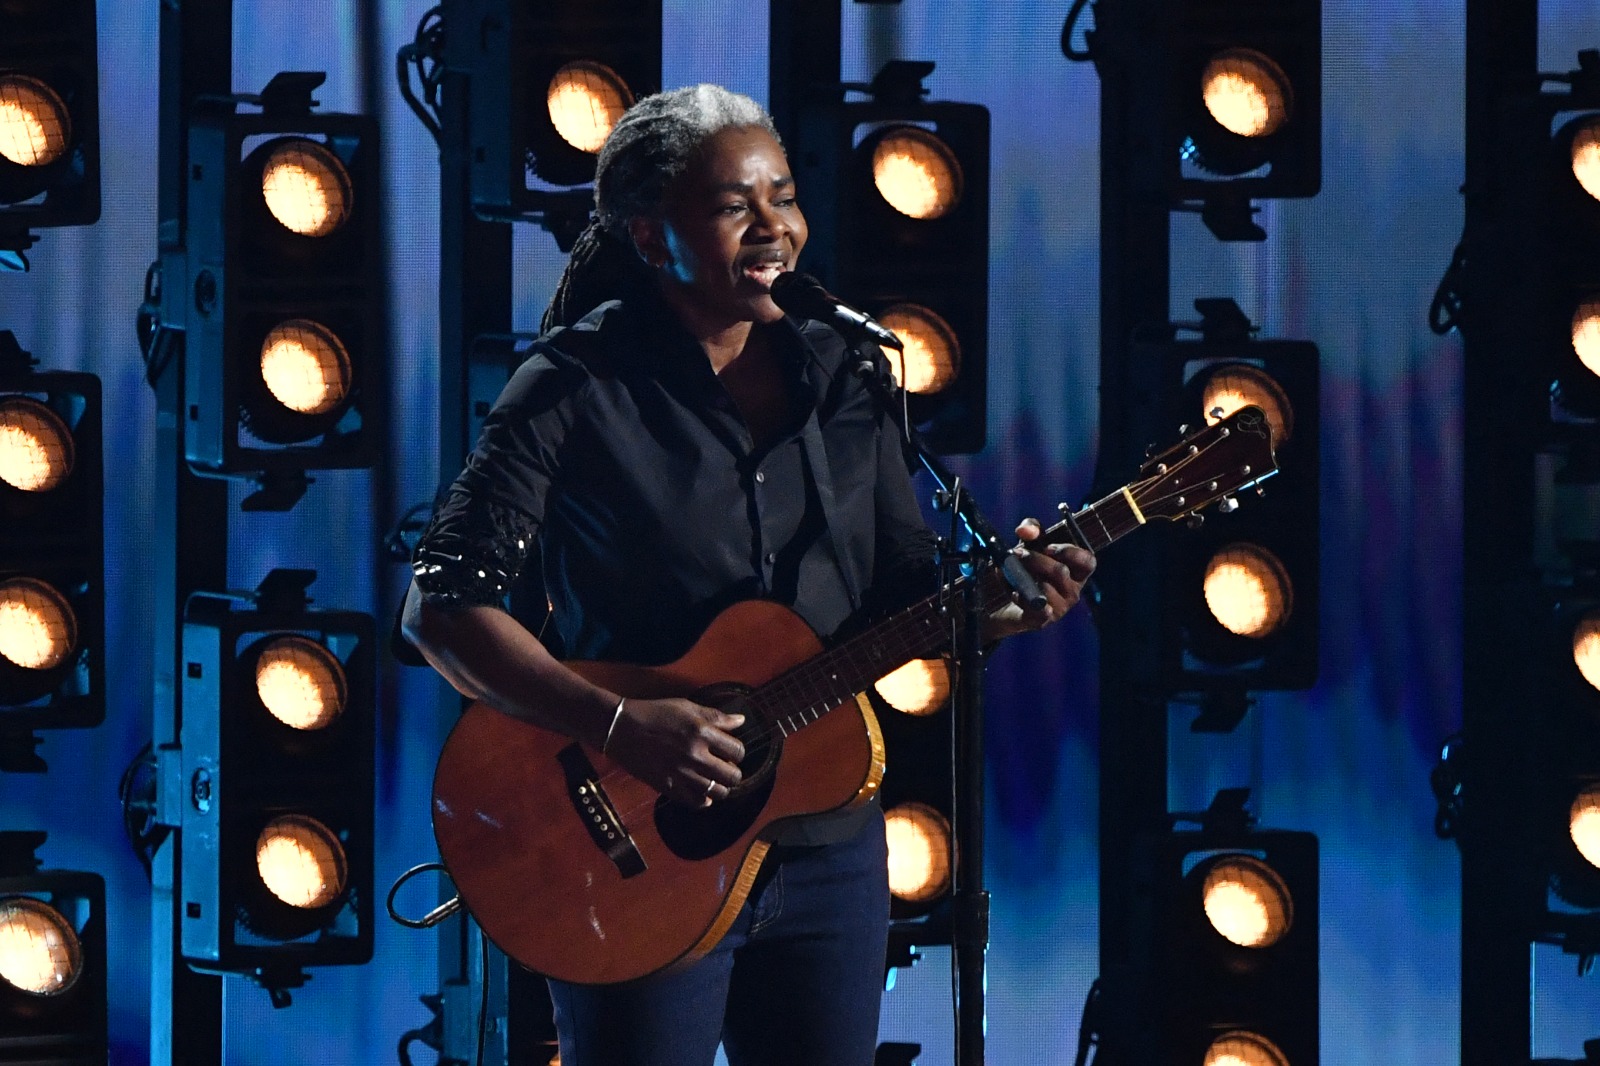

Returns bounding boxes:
[768,271,832,319]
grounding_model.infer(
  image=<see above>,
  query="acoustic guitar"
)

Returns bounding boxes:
[431,406,1278,985]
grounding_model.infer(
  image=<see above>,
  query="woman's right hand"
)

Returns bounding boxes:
[603,697,745,808]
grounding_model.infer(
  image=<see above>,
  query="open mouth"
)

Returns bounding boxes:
[741,260,786,290]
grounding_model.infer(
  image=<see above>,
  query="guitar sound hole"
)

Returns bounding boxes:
[652,684,781,861]
[690,683,782,802]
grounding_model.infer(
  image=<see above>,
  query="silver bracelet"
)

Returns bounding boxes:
[601,696,626,753]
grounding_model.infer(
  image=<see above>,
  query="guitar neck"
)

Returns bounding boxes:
[746,486,1147,736]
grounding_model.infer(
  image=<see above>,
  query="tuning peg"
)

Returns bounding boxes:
[1144,442,1159,458]
[1186,514,1204,529]
[1057,502,1073,515]
[1209,405,1226,420]
[1177,423,1191,436]
[1217,496,1239,513]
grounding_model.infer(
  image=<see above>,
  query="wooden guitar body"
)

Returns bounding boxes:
[429,408,1277,986]
[431,599,886,986]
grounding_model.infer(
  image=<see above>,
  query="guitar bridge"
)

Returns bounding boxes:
[557,744,647,878]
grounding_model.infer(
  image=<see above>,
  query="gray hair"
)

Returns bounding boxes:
[542,84,780,330]
[592,84,779,239]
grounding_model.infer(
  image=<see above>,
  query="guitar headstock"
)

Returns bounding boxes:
[1130,405,1278,523]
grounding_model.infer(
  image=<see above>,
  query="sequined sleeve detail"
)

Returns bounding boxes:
[411,489,539,610]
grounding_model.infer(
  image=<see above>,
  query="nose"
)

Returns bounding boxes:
[748,199,789,242]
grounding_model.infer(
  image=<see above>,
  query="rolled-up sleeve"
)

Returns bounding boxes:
[412,345,588,610]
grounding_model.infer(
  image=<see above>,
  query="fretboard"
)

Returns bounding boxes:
[745,484,1148,737]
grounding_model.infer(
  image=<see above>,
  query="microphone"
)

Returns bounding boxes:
[769,272,904,351]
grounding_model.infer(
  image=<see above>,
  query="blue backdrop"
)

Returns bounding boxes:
[4,1,1599,1062]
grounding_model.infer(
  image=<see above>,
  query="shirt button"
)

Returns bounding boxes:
[754,471,766,484]
[764,552,777,564]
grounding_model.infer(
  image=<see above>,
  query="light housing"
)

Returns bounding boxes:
[178,573,374,973]
[1535,593,1600,929]
[791,65,990,454]
[1124,819,1318,1065]
[1141,326,1320,693]
[1168,0,1322,201]
[0,833,106,1065]
[181,74,382,475]
[0,343,102,756]
[1546,112,1600,419]
[452,0,661,207]
[869,662,955,926]
[0,0,100,235]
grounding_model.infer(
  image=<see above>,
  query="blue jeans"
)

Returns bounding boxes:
[546,805,890,1066]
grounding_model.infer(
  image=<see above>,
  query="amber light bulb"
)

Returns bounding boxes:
[256,815,349,909]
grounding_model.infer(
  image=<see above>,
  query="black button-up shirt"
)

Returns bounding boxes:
[415,294,938,670]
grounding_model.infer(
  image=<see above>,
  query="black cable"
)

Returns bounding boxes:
[1073,977,1103,1066]
[386,861,463,928]
[1429,237,1468,336]
[397,6,446,146]
[385,500,436,562]
[1060,0,1097,63]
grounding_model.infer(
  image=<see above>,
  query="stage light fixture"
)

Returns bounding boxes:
[0,397,73,492]
[1573,611,1600,692]
[1140,313,1319,694]
[0,0,99,239]
[884,802,952,905]
[1199,364,1294,445]
[255,634,346,731]
[0,76,70,168]
[1203,1031,1291,1066]
[450,0,661,207]
[0,578,75,672]
[1525,593,1600,932]
[257,319,352,418]
[870,673,956,924]
[0,832,106,1064]
[546,60,632,154]
[181,72,381,476]
[177,570,374,978]
[1570,785,1600,871]
[256,815,348,910]
[1571,117,1600,202]
[879,304,961,398]
[1199,854,1293,949]
[793,62,990,453]
[1121,801,1317,1065]
[1167,0,1321,208]
[1202,544,1294,641]
[1201,51,1292,140]
[873,658,951,718]
[870,126,963,221]
[258,138,353,238]
[0,335,102,762]
[1546,111,1600,418]
[0,895,81,995]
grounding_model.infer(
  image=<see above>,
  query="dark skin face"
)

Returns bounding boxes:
[629,125,808,365]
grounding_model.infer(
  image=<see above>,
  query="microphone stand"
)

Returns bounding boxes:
[847,346,1045,1066]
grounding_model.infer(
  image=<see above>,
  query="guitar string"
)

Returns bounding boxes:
[580,440,1238,824]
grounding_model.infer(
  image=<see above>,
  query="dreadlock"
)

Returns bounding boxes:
[541,84,780,332]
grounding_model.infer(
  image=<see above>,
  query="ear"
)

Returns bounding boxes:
[628,216,670,269]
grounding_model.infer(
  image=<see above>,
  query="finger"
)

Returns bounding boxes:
[700,721,746,764]
[1046,544,1096,580]
[1015,517,1042,541]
